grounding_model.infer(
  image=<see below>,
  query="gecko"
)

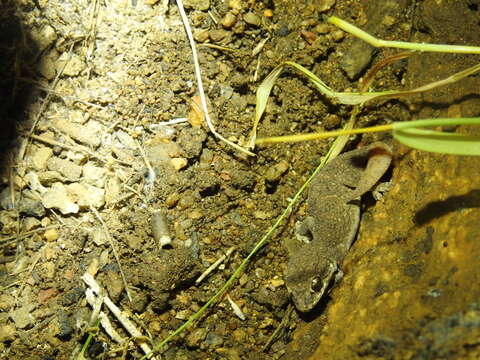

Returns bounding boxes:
[285,142,393,312]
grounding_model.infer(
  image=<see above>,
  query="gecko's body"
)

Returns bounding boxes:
[285,142,392,312]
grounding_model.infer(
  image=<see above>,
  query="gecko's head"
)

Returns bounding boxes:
[285,256,339,312]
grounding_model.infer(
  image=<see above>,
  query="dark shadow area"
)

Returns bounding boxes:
[0,0,39,176]
[414,189,480,226]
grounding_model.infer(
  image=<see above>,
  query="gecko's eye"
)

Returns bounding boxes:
[311,277,324,293]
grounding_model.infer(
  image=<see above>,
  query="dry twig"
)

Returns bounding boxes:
[82,272,158,359]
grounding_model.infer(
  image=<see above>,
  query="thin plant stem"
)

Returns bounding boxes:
[256,124,393,144]
[328,16,480,54]
[176,0,254,156]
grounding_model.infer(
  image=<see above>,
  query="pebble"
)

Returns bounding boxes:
[0,324,16,342]
[315,23,331,34]
[193,29,210,43]
[90,227,107,246]
[263,9,273,18]
[53,118,101,148]
[165,193,180,208]
[18,198,46,217]
[38,50,57,80]
[205,331,224,346]
[31,25,57,52]
[10,304,35,329]
[0,294,15,311]
[331,29,345,42]
[182,0,210,11]
[221,12,237,28]
[187,95,204,127]
[126,235,143,249]
[269,278,285,288]
[115,130,136,149]
[188,210,203,220]
[24,173,47,194]
[55,52,86,77]
[105,270,124,302]
[265,160,289,182]
[177,127,207,159]
[66,182,105,208]
[318,0,336,12]
[340,40,373,79]
[83,163,106,187]
[38,288,58,304]
[251,287,289,309]
[70,109,88,124]
[177,192,196,210]
[175,309,191,320]
[171,158,188,171]
[42,262,56,278]
[37,171,65,186]
[29,146,53,171]
[253,210,273,220]
[382,15,396,27]
[243,12,261,27]
[41,182,79,214]
[259,317,274,329]
[146,142,182,168]
[47,157,82,182]
[44,228,59,242]
[23,217,41,231]
[228,0,242,10]
[216,347,241,360]
[148,124,177,141]
[230,170,256,191]
[322,114,341,129]
[209,29,230,42]
[185,327,207,348]
[104,177,121,205]
[232,328,246,342]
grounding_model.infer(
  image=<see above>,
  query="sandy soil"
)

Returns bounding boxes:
[1,0,479,359]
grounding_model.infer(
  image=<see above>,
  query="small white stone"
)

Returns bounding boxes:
[171,158,188,171]
[115,130,137,149]
[53,118,101,148]
[56,52,86,77]
[105,177,121,205]
[47,158,82,182]
[41,183,79,215]
[29,146,53,171]
[67,183,105,209]
[44,228,59,242]
[83,163,106,187]
[90,227,107,246]
[23,217,41,231]
[24,172,47,194]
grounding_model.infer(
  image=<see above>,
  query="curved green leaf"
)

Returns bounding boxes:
[393,126,480,155]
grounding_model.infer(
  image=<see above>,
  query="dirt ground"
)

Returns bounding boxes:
[1,0,480,359]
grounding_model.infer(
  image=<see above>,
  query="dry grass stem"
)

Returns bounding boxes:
[175,0,254,156]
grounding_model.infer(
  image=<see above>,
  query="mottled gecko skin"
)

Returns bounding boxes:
[285,142,392,312]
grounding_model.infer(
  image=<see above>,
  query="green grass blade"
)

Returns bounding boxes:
[393,118,480,155]
[327,16,480,54]
[393,118,480,130]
